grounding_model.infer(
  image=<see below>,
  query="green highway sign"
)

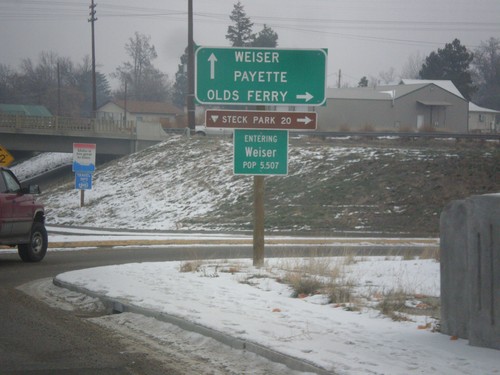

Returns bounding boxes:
[234,129,288,176]
[195,47,327,106]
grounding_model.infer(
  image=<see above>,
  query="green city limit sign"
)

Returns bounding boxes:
[195,46,327,106]
[234,129,288,176]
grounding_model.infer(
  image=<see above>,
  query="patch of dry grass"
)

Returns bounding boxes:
[277,256,355,304]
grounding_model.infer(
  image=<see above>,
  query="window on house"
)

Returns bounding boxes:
[479,114,485,122]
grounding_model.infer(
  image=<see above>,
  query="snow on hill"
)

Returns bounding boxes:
[15,135,498,234]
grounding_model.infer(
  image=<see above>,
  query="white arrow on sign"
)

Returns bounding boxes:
[297,116,312,125]
[208,53,218,80]
[296,92,314,102]
[211,115,219,123]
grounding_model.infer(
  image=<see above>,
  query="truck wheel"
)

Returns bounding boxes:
[18,222,48,262]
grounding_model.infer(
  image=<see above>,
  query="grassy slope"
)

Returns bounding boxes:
[186,137,499,236]
[43,136,499,236]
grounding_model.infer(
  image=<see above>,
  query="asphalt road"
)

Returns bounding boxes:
[0,246,258,375]
[1,243,432,374]
[2,245,338,375]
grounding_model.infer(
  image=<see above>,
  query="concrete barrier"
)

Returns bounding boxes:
[440,199,469,339]
[440,194,500,350]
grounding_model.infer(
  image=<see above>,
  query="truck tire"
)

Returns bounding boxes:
[18,222,48,262]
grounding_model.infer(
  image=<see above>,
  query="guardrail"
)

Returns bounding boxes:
[1,113,498,141]
[295,130,500,140]
[0,113,136,136]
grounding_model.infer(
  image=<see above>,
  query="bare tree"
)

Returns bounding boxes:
[113,32,171,101]
[472,37,500,110]
[1,52,110,117]
[401,52,424,79]
[368,75,380,88]
[379,67,397,84]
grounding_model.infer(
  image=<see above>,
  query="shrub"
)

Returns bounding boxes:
[284,272,324,298]
[325,279,353,304]
[377,289,409,321]
[179,260,203,273]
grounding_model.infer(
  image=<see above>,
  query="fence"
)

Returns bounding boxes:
[0,113,136,136]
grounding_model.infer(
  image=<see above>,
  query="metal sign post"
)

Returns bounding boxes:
[73,143,96,207]
[194,45,327,268]
[253,175,265,267]
[234,128,288,267]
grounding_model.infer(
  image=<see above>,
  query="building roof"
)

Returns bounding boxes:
[101,100,183,116]
[469,102,500,114]
[0,104,52,117]
[327,81,468,103]
[327,83,429,100]
[401,79,465,100]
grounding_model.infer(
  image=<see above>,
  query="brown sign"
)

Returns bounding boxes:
[205,110,317,130]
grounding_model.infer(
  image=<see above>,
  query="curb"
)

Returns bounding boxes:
[53,277,335,375]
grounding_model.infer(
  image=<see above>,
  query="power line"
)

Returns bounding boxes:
[0,2,497,50]
[1,2,498,32]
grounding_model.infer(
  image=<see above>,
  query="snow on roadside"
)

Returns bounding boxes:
[40,137,250,230]
[55,257,500,375]
[11,152,72,181]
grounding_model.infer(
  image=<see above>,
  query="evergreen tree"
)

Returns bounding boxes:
[0,64,16,103]
[419,39,476,100]
[172,47,188,109]
[358,76,368,87]
[76,56,111,116]
[226,2,254,47]
[252,24,278,47]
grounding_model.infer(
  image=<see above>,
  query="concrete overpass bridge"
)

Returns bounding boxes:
[0,113,179,156]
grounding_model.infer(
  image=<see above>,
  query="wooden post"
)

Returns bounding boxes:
[253,175,265,267]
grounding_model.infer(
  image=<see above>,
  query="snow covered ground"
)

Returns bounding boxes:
[8,149,499,374]
[53,256,499,375]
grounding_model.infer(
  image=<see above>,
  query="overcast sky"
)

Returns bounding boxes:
[1,0,499,89]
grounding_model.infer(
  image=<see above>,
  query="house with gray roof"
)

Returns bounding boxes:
[316,81,468,133]
[97,100,183,128]
[468,103,499,133]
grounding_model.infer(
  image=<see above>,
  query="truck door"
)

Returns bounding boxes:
[1,170,33,236]
[0,169,14,236]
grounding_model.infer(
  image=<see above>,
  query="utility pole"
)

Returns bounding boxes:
[83,0,97,208]
[123,81,128,126]
[57,62,61,116]
[337,69,342,88]
[89,0,97,118]
[187,0,195,131]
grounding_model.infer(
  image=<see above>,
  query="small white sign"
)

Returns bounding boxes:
[73,143,96,172]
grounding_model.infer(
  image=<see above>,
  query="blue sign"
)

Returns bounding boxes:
[72,161,95,173]
[75,172,93,190]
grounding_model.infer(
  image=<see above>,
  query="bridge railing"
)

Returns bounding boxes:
[0,113,136,136]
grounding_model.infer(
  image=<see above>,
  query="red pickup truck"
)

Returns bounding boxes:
[0,167,47,262]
